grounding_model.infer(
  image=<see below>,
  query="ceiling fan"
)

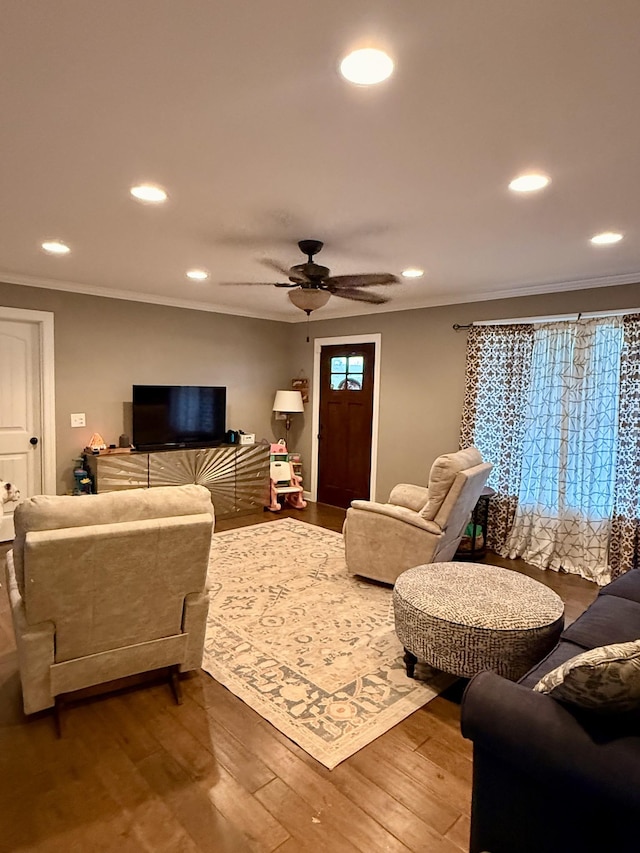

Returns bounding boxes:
[221,239,399,316]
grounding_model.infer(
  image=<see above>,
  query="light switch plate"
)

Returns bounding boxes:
[70,412,86,428]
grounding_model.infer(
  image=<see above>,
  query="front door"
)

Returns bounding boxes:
[0,316,45,540]
[317,342,375,509]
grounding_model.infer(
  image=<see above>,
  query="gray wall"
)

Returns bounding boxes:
[2,279,639,498]
[0,282,291,492]
[286,282,640,502]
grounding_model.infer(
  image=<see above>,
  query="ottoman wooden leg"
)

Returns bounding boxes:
[403,648,418,678]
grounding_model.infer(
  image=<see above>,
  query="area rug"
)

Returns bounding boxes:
[202,518,453,769]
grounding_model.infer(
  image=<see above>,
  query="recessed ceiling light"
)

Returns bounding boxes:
[186,269,209,281]
[41,240,70,255]
[130,184,168,203]
[508,173,551,193]
[339,48,394,85]
[590,231,623,245]
[401,268,424,278]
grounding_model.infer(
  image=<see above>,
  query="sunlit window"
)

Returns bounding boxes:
[330,355,364,391]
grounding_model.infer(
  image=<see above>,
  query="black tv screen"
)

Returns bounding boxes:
[132,385,226,450]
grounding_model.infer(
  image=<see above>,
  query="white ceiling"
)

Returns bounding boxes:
[2,1,639,323]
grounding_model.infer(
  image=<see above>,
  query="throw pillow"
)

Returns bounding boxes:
[534,639,640,712]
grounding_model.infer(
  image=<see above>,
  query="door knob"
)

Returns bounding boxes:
[30,436,38,446]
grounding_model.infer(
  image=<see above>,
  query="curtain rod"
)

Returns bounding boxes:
[453,307,640,330]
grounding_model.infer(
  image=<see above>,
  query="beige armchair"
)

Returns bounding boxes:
[5,484,214,719]
[343,447,493,584]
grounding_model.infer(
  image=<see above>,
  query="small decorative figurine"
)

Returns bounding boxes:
[85,432,107,453]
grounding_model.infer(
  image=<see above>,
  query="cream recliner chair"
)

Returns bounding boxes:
[5,484,214,720]
[343,447,493,584]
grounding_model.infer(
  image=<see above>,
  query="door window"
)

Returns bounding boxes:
[330,354,364,391]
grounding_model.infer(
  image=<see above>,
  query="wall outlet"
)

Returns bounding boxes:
[70,412,86,428]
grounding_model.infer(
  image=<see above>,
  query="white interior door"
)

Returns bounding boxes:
[0,309,55,541]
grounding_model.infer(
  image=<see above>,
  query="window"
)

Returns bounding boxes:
[330,354,364,391]
[461,317,626,584]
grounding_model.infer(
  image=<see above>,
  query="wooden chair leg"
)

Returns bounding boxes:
[169,666,183,705]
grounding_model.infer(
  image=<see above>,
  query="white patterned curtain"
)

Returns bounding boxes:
[504,318,623,585]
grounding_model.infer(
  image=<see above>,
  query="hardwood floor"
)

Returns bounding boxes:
[0,504,598,852]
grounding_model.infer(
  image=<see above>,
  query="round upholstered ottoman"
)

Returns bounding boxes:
[393,562,565,681]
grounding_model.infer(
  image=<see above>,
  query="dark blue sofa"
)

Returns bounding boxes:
[461,569,640,853]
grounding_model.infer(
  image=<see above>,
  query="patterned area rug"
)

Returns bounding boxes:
[202,518,453,769]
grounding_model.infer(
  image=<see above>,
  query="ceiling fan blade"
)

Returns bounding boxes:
[218,281,290,287]
[260,258,293,277]
[324,273,399,288]
[328,287,390,305]
[261,256,311,284]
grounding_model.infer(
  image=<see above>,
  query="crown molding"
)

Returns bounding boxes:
[300,270,640,322]
[2,268,639,325]
[0,270,288,323]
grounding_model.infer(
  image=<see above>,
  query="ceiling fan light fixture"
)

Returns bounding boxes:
[288,288,331,313]
[340,48,394,85]
[401,268,424,278]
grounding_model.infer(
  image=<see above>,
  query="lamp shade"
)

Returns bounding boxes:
[273,390,305,413]
[288,288,331,313]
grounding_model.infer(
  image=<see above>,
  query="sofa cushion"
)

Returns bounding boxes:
[420,447,482,521]
[533,640,640,712]
[599,570,640,605]
[519,640,587,689]
[562,596,640,650]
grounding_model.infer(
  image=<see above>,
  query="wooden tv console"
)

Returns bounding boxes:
[83,444,270,520]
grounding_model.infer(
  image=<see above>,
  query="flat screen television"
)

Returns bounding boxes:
[132,385,226,451]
